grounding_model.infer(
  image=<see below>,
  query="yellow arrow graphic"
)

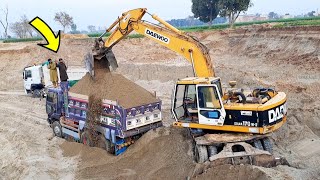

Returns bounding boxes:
[29,17,61,53]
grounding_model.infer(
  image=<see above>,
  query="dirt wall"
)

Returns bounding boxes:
[0,26,319,179]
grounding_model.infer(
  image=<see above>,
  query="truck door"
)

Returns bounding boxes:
[23,69,32,93]
[196,84,226,126]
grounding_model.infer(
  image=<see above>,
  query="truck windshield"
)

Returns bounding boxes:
[24,70,32,80]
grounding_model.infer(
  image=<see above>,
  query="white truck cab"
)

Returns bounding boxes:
[23,65,45,96]
[23,64,87,97]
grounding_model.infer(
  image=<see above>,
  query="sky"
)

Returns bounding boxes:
[0,0,320,34]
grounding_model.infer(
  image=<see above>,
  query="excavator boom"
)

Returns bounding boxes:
[89,8,214,77]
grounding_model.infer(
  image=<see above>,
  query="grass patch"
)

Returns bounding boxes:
[87,32,111,38]
[180,16,320,32]
[3,37,43,43]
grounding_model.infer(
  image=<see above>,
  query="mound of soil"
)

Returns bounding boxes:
[70,59,159,108]
[60,127,196,180]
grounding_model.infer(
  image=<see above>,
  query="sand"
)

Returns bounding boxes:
[69,59,160,108]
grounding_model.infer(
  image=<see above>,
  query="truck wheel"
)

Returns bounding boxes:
[253,139,264,150]
[52,121,63,138]
[195,144,208,163]
[262,138,273,153]
[97,135,114,154]
[81,131,93,147]
[32,89,41,98]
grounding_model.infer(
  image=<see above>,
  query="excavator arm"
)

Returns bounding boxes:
[91,8,214,77]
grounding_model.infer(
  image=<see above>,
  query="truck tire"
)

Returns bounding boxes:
[262,138,273,153]
[52,121,63,138]
[81,131,93,147]
[97,135,114,154]
[253,139,264,150]
[32,89,41,98]
[195,144,208,163]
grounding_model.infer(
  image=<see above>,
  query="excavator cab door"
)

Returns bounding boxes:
[196,84,226,126]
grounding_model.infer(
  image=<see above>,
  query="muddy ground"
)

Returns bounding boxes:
[0,26,319,179]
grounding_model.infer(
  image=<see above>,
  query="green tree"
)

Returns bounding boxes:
[268,12,279,19]
[219,0,253,28]
[70,23,80,34]
[191,0,219,26]
[307,11,316,17]
[54,11,73,32]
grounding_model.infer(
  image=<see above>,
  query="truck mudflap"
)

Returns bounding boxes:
[122,121,163,138]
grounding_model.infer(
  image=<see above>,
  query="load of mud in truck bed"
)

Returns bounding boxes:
[70,59,159,108]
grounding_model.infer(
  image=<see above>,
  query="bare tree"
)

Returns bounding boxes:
[54,12,73,32]
[87,25,96,33]
[11,22,26,38]
[0,5,9,39]
[21,15,34,37]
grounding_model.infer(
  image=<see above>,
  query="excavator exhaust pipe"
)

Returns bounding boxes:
[84,38,118,77]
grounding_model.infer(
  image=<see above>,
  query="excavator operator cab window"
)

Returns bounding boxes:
[197,86,221,109]
[211,79,223,96]
[172,84,198,122]
[185,85,197,108]
[196,84,226,126]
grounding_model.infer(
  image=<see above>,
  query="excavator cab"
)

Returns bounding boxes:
[172,77,226,126]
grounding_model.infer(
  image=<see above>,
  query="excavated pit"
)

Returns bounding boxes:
[0,26,319,179]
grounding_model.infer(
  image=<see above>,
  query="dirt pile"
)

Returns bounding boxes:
[61,127,196,180]
[195,165,269,180]
[70,60,159,108]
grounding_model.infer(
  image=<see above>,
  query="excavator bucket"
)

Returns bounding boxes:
[84,38,118,77]
[84,52,94,77]
[104,49,118,70]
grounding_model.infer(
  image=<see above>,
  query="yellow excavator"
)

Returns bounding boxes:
[88,8,288,165]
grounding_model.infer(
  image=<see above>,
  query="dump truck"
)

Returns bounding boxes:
[89,8,288,165]
[46,71,163,155]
